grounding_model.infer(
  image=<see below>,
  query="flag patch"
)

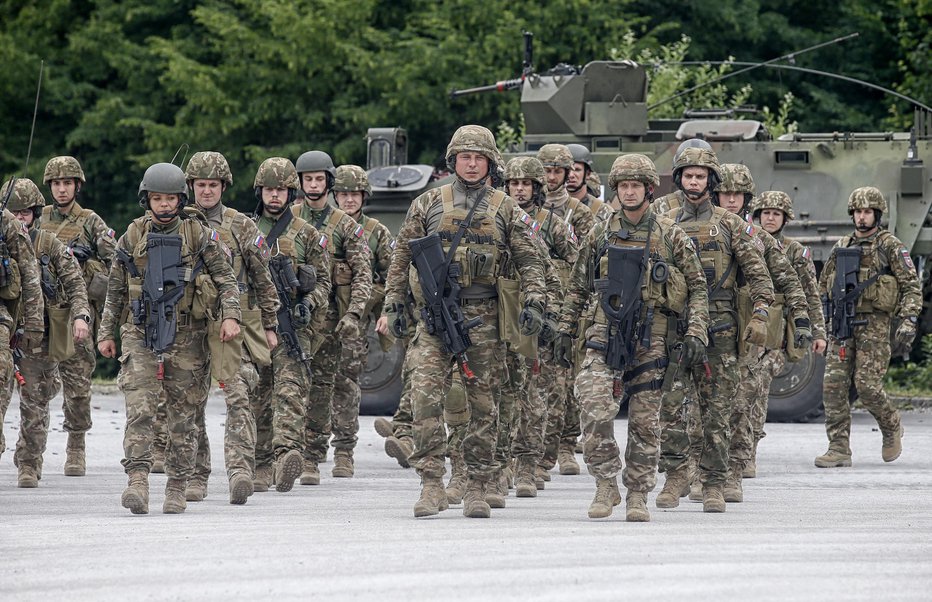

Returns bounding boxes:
[210,229,220,242]
[353,225,364,238]
[390,238,396,250]
[745,224,756,236]
[105,228,116,238]
[531,220,541,233]
[901,248,915,270]
[520,212,532,225]
[802,247,811,259]
[319,235,328,249]
[254,234,265,249]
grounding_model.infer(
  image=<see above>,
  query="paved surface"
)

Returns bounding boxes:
[1,391,930,601]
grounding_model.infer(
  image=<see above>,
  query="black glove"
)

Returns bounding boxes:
[794,317,813,349]
[386,303,407,338]
[291,301,312,328]
[518,304,543,337]
[538,311,560,344]
[553,332,574,368]
[681,335,706,368]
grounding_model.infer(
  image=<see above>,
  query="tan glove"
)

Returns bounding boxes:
[743,311,768,347]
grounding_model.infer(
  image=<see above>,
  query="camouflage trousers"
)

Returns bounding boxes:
[750,351,786,446]
[823,316,900,453]
[444,373,467,462]
[330,322,367,451]
[390,337,414,440]
[187,358,260,482]
[538,348,570,470]
[409,299,503,482]
[0,325,13,459]
[505,348,545,464]
[659,320,740,486]
[254,333,312,467]
[6,348,63,467]
[658,376,697,473]
[727,346,768,473]
[57,335,95,434]
[118,327,208,480]
[493,347,522,468]
[304,316,341,462]
[576,327,668,492]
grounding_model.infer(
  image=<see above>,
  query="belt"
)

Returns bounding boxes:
[459,297,497,306]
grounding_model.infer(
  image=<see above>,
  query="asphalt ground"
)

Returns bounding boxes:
[1,392,930,601]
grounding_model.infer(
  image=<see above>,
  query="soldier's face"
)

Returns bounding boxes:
[507,179,534,204]
[12,209,34,227]
[262,187,288,214]
[853,207,876,231]
[616,180,647,209]
[193,179,223,210]
[454,152,489,183]
[301,172,329,197]
[544,166,566,191]
[149,193,180,223]
[681,167,709,200]
[567,163,587,191]
[718,191,745,214]
[759,208,785,234]
[335,191,364,216]
[50,178,78,204]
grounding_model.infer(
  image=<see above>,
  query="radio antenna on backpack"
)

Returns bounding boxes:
[23,60,45,176]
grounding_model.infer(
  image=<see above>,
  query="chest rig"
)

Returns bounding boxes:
[436,185,506,290]
[41,204,92,245]
[31,229,66,307]
[674,207,736,308]
[362,216,384,275]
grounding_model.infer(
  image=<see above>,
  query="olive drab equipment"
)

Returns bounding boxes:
[31,229,75,362]
[42,205,109,304]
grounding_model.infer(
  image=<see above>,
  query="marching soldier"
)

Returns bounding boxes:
[566,143,614,222]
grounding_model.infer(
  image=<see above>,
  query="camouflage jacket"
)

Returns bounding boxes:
[293,201,372,319]
[29,226,90,321]
[544,187,594,247]
[0,210,44,332]
[652,190,687,215]
[775,232,827,340]
[98,213,242,343]
[580,192,615,223]
[559,205,710,344]
[748,225,809,325]
[40,201,117,266]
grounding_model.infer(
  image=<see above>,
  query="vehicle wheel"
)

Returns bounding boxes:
[767,349,825,423]
[359,322,403,415]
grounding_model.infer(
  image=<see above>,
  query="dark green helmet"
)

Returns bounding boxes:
[296,150,336,189]
[138,163,188,208]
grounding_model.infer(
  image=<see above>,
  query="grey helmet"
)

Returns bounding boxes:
[566,143,594,172]
[138,163,188,209]
[295,150,336,192]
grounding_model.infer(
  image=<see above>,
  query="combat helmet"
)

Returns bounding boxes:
[504,156,546,186]
[586,170,602,198]
[716,163,755,212]
[185,151,233,187]
[609,154,660,191]
[333,164,372,198]
[445,125,503,175]
[672,146,723,197]
[847,186,887,215]
[752,191,796,221]
[673,138,712,164]
[1,178,45,221]
[537,144,574,171]
[566,143,594,172]
[295,150,336,190]
[43,156,86,186]
[138,163,188,209]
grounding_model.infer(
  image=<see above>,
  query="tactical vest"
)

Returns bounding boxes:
[362,216,384,275]
[265,214,312,303]
[585,196,612,221]
[824,232,899,315]
[41,204,94,245]
[672,207,736,309]
[540,198,584,288]
[736,232,786,354]
[31,229,66,308]
[217,206,267,322]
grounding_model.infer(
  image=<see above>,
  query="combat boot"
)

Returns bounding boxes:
[625,490,650,522]
[814,448,852,468]
[163,478,187,514]
[514,458,538,498]
[655,467,690,509]
[332,449,354,478]
[121,470,149,515]
[504,459,515,489]
[463,478,491,518]
[385,436,413,469]
[537,465,551,482]
[300,460,320,485]
[275,449,304,492]
[446,455,467,505]
[588,476,621,519]
[723,473,743,503]
[17,463,39,488]
[229,472,253,505]
[558,446,580,476]
[881,425,904,462]
[702,483,726,513]
[374,417,394,438]
[185,478,208,502]
[64,433,86,477]
[414,476,448,517]
[151,447,166,474]
[688,477,703,502]
[485,471,507,509]
[743,457,757,479]
[253,464,273,492]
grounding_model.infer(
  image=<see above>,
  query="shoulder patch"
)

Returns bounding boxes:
[105,228,116,238]
[802,247,810,259]
[353,224,364,238]
[319,235,328,250]
[389,238,396,250]
[568,224,578,245]
[209,229,220,242]
[753,236,765,253]
[254,234,265,249]
[745,224,756,237]
[901,247,915,271]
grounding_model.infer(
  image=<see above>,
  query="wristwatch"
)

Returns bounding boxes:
[74,313,91,323]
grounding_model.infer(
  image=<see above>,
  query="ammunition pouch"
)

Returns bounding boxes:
[46,305,76,362]
[297,264,317,295]
[0,257,21,300]
[860,273,898,314]
[332,260,353,286]
[497,276,536,358]
[191,272,219,321]
[737,288,785,357]
[784,317,808,363]
[82,258,109,305]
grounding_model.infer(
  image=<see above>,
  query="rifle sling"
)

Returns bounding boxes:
[264,209,294,249]
[836,270,885,305]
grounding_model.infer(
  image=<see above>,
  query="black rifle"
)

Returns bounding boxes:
[408,233,482,383]
[824,247,878,356]
[269,254,313,383]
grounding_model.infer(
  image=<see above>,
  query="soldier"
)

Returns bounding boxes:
[328,165,393,475]
[40,156,116,476]
[716,165,811,503]
[653,138,713,214]
[749,191,827,476]
[555,154,709,521]
[376,124,546,518]
[251,157,331,493]
[180,151,281,504]
[292,151,372,483]
[654,147,774,513]
[536,143,594,481]
[0,179,87,488]
[816,187,920,467]
[566,143,614,222]
[373,298,418,469]
[98,163,241,515]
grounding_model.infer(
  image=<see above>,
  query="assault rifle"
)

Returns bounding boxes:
[823,247,874,358]
[269,255,313,383]
[408,233,482,383]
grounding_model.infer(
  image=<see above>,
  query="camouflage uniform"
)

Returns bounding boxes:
[817,187,920,466]
[0,180,85,487]
[181,151,281,504]
[559,154,709,520]
[292,159,372,479]
[657,148,774,511]
[0,205,45,465]
[252,158,332,491]
[99,163,241,514]
[40,156,116,474]
[383,125,546,518]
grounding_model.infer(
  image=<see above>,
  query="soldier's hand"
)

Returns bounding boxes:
[793,318,813,349]
[219,318,241,342]
[553,332,574,368]
[384,303,406,338]
[518,304,543,336]
[21,328,44,353]
[743,310,769,347]
[894,317,918,354]
[98,339,117,358]
[291,302,312,328]
[375,315,390,336]
[265,328,279,351]
[73,318,90,343]
[681,335,706,367]
[335,313,360,337]
[812,338,827,355]
[538,311,560,344]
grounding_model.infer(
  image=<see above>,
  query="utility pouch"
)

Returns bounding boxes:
[297,264,317,295]
[208,317,244,383]
[497,276,536,358]
[47,305,76,362]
